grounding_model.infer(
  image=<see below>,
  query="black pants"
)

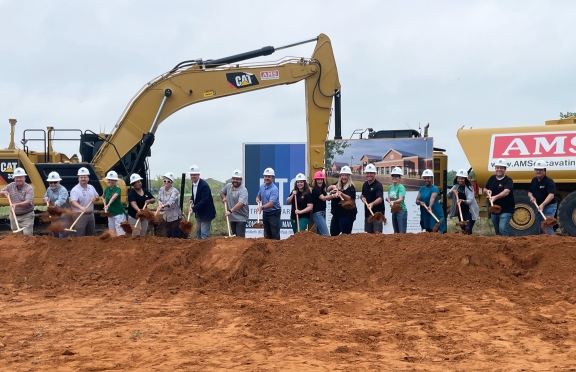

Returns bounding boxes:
[263,210,281,240]
[230,221,247,238]
[330,216,354,236]
[166,218,183,238]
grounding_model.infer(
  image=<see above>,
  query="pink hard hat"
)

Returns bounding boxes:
[313,171,326,180]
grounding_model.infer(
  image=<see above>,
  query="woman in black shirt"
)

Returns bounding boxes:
[127,173,156,236]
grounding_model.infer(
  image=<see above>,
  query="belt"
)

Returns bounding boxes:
[15,211,33,217]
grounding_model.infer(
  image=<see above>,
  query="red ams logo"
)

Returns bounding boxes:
[491,132,576,158]
[260,70,279,80]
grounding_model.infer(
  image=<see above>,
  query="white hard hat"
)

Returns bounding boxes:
[130,173,143,184]
[534,160,547,170]
[188,165,201,175]
[13,167,27,177]
[456,169,468,178]
[263,167,275,176]
[422,169,434,177]
[77,167,90,176]
[365,164,376,173]
[494,158,508,168]
[46,171,62,182]
[231,169,243,178]
[340,166,352,175]
[163,172,175,181]
[295,173,307,181]
[106,170,119,180]
[391,167,403,176]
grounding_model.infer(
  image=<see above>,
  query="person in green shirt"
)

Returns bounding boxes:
[386,167,408,234]
[103,170,127,236]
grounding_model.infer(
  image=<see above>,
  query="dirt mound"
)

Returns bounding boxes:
[0,233,574,296]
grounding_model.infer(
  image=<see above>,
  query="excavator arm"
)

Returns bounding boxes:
[91,34,340,180]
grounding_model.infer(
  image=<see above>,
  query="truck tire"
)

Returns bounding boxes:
[509,190,539,236]
[557,191,576,237]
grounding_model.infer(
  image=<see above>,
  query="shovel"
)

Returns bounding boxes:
[364,200,385,223]
[253,202,264,228]
[533,200,558,229]
[390,201,403,214]
[179,207,194,235]
[488,197,502,214]
[338,194,355,210]
[455,193,468,228]
[424,205,443,233]
[293,193,300,232]
[66,199,94,232]
[224,200,235,237]
[4,194,25,233]
[308,224,317,233]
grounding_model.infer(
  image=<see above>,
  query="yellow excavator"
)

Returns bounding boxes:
[1,34,341,208]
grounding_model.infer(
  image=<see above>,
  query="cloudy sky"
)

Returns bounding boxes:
[1,0,574,182]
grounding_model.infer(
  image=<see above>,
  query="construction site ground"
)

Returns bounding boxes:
[0,232,575,371]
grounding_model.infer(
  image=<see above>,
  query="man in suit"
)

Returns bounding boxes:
[188,165,216,239]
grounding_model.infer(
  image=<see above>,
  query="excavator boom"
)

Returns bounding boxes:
[91,34,340,180]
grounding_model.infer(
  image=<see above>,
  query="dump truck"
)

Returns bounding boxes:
[457,116,576,236]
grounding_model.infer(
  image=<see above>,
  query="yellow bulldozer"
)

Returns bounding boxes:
[457,116,576,236]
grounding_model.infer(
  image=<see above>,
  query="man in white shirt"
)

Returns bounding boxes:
[69,167,100,236]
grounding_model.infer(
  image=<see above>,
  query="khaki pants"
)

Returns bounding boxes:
[9,211,34,236]
[128,215,149,236]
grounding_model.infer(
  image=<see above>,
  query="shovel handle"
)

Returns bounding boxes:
[256,202,262,223]
[69,199,94,230]
[454,192,464,221]
[187,206,192,222]
[363,199,375,216]
[293,193,300,232]
[533,200,547,219]
[5,193,24,231]
[224,200,232,237]
[425,206,441,223]
[154,202,163,216]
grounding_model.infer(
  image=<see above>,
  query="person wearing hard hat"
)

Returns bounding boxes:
[528,160,557,235]
[484,158,515,236]
[43,171,71,238]
[327,165,358,235]
[256,167,281,240]
[360,163,384,234]
[188,165,216,239]
[69,167,100,236]
[286,173,313,233]
[447,169,479,235]
[416,169,446,233]
[386,167,408,234]
[220,169,249,237]
[127,173,156,236]
[0,167,34,235]
[103,171,127,236]
[157,172,183,238]
[310,171,330,236]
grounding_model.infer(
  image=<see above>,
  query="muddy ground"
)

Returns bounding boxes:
[0,232,575,371]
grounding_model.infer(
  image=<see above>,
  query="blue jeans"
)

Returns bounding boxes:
[491,212,513,236]
[392,210,407,234]
[537,204,557,235]
[312,211,330,236]
[196,218,212,239]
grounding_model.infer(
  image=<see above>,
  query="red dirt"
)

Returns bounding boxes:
[0,233,575,370]
[47,206,64,217]
[179,219,193,235]
[136,208,155,222]
[45,221,64,234]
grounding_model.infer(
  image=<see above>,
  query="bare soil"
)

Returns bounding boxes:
[0,232,575,371]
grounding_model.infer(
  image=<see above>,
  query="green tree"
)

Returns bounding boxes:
[447,170,456,185]
[324,140,351,168]
[560,111,575,118]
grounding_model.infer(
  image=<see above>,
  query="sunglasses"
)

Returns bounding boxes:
[49,182,58,185]
[163,180,172,183]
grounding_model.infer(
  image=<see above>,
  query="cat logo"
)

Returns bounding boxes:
[226,72,259,89]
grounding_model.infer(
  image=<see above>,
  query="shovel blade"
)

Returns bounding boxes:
[368,215,376,222]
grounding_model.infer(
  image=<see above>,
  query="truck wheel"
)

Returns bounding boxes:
[509,190,539,236]
[557,191,576,237]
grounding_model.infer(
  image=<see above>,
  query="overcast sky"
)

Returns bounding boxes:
[1,0,574,182]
